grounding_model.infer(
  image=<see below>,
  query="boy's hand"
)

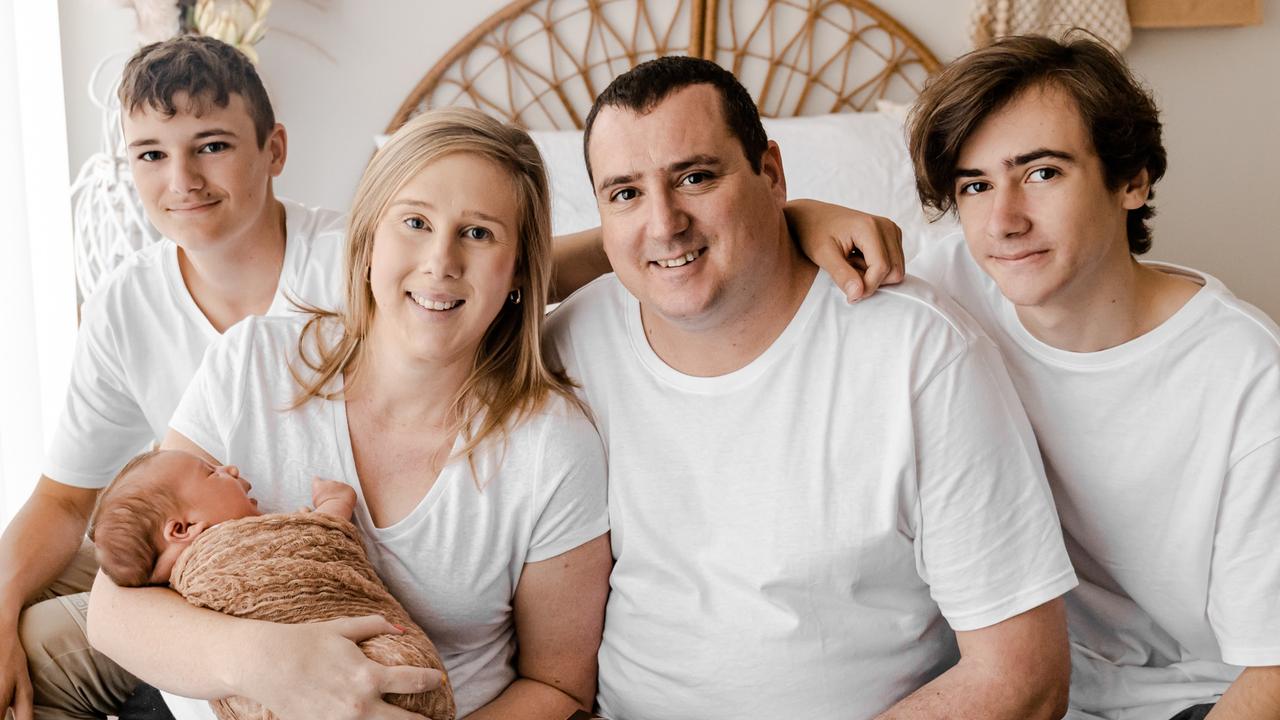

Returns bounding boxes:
[311,478,357,519]
[784,198,906,302]
[1,624,33,720]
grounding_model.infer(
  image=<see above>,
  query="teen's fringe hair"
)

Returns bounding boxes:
[289,107,582,469]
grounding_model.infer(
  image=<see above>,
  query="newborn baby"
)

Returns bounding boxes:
[89,449,455,720]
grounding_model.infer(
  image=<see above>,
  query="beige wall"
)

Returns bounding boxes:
[58,0,1278,319]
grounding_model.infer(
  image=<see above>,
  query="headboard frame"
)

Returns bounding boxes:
[387,0,940,133]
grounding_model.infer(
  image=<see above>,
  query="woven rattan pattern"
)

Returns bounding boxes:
[387,0,940,132]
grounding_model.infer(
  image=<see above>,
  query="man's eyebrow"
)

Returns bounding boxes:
[127,128,239,149]
[595,172,637,194]
[669,154,723,174]
[954,148,1077,179]
[595,154,725,194]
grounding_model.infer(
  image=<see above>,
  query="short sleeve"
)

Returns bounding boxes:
[43,301,154,488]
[525,405,609,563]
[913,336,1078,631]
[1209,434,1280,666]
[167,321,255,464]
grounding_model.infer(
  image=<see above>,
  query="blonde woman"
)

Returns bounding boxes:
[88,108,611,720]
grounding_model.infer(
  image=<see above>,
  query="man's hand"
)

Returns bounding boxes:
[240,614,442,720]
[310,478,357,519]
[1,621,34,720]
[784,198,906,302]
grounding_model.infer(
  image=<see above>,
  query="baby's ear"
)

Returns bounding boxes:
[163,519,211,544]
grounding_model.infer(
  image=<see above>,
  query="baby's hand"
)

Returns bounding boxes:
[311,478,357,520]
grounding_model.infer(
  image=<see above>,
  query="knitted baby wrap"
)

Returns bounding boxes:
[170,511,456,720]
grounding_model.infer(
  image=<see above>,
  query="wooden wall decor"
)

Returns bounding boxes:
[1128,0,1263,28]
[388,0,940,132]
[709,0,941,116]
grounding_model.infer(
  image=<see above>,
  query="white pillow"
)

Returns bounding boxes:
[528,129,600,237]
[529,112,957,260]
[761,112,957,261]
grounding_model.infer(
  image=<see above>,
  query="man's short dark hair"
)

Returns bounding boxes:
[583,56,768,183]
[119,35,276,148]
[907,34,1167,254]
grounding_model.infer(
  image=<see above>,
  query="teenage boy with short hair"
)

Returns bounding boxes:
[0,35,346,720]
[899,36,1279,720]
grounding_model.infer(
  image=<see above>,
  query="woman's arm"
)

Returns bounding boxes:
[85,430,441,719]
[88,574,439,719]
[465,533,612,719]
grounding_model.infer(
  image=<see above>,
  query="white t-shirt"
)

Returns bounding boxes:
[44,199,346,488]
[546,271,1077,720]
[164,314,609,718]
[914,232,1280,720]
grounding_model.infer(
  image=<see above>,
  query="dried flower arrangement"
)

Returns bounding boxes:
[118,0,273,62]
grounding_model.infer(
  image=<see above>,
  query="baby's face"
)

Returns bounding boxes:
[147,450,261,525]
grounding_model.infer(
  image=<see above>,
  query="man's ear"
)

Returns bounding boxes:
[162,518,211,544]
[267,123,287,177]
[1120,167,1151,210]
[760,140,787,204]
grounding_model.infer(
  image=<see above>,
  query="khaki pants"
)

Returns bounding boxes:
[15,540,138,720]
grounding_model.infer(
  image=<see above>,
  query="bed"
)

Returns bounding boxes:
[382,0,959,255]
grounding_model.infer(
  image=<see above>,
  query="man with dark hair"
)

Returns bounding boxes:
[897,35,1280,720]
[0,34,348,720]
[548,54,1078,719]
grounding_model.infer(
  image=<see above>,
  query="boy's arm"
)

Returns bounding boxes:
[550,201,905,302]
[786,198,906,301]
[0,477,100,720]
[311,478,357,519]
[550,229,612,302]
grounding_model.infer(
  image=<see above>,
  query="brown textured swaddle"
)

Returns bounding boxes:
[170,511,455,720]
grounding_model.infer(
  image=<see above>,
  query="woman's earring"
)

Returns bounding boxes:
[508,288,522,305]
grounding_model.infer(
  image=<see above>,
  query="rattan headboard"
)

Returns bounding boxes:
[387,0,941,133]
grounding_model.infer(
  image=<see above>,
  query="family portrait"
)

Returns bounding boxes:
[1,1,1276,719]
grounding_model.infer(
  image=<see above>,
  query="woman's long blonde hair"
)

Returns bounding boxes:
[291,107,580,463]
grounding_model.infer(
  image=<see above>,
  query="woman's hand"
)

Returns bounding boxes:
[784,199,906,302]
[240,615,443,720]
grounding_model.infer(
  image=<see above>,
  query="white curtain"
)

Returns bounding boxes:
[0,2,79,527]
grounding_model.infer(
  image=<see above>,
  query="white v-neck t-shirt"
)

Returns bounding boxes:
[165,314,609,718]
[914,232,1280,720]
[44,199,346,488]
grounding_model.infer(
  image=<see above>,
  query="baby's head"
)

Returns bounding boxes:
[89,449,261,586]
